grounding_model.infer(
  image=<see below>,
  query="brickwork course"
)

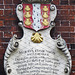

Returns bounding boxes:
[0,0,75,75]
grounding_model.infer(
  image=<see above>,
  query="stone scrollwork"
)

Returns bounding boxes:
[16,4,23,21]
[4,35,19,74]
[50,4,57,22]
[50,4,55,11]
[50,21,55,27]
[18,4,23,11]
[56,34,72,74]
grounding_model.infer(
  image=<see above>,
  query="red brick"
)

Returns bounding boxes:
[60,0,68,5]
[0,55,3,59]
[0,10,3,15]
[12,20,19,25]
[71,56,75,60]
[70,33,75,38]
[0,43,8,49]
[61,33,70,37]
[72,66,75,71]
[0,27,12,32]
[70,71,75,75]
[70,44,75,50]
[4,32,12,38]
[58,10,69,16]
[70,0,75,5]
[57,5,74,9]
[13,0,21,4]
[5,5,16,9]
[63,37,70,43]
[0,0,3,4]
[0,43,2,49]
[0,60,3,65]
[0,5,4,9]
[67,44,70,49]
[72,55,75,60]
[72,61,75,66]
[51,0,60,5]
[4,10,12,16]
[70,50,75,60]
[0,21,3,26]
[55,20,60,26]
[0,16,17,20]
[2,43,8,49]
[0,49,5,54]
[70,50,75,55]
[0,38,10,42]
[4,0,12,4]
[13,9,16,15]
[13,31,23,39]
[0,32,3,38]
[61,10,69,15]
[11,26,19,31]
[61,21,69,26]
[56,15,74,21]
[70,21,75,26]
[57,10,61,16]
[70,38,75,44]
[4,20,12,26]
[69,10,75,15]
[55,26,74,32]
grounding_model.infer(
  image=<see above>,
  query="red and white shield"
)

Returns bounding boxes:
[23,4,50,31]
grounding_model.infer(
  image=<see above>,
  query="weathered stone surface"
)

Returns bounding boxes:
[4,3,71,75]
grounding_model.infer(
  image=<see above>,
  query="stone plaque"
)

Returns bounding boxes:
[4,0,72,75]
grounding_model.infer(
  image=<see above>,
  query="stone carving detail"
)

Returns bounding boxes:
[31,32,43,43]
[4,35,19,74]
[4,1,72,75]
[56,35,72,74]
[16,4,23,21]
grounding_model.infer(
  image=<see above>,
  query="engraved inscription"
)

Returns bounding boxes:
[13,49,60,75]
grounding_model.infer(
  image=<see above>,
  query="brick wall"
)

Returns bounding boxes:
[0,0,75,75]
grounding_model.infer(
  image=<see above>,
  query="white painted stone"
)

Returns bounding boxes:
[32,4,42,31]
[4,3,72,75]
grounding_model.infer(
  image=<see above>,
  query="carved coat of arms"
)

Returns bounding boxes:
[4,0,72,75]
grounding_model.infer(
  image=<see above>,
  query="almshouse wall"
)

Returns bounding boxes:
[0,0,75,75]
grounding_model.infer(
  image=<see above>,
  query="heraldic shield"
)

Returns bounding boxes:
[4,0,72,75]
